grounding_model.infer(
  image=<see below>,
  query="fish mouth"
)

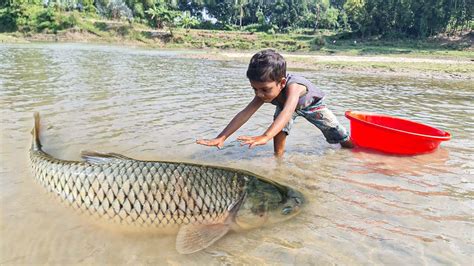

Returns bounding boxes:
[269,181,305,208]
[287,188,305,206]
[280,188,304,217]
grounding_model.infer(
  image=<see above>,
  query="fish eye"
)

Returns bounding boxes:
[294,197,302,205]
[281,206,293,215]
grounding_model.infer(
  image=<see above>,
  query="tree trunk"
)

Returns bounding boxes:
[240,3,243,29]
[314,5,320,33]
[168,24,174,37]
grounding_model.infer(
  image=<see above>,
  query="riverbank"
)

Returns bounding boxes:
[181,51,473,80]
[1,23,473,80]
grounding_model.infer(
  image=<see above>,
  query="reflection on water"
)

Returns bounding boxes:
[1,43,473,264]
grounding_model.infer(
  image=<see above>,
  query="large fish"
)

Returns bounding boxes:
[29,113,304,254]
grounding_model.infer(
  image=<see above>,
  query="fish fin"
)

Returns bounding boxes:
[175,223,231,254]
[31,112,42,151]
[81,150,134,164]
[175,196,245,254]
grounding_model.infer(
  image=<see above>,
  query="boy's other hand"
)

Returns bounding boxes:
[196,138,225,149]
[237,135,270,148]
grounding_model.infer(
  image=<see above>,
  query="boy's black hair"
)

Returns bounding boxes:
[246,49,286,82]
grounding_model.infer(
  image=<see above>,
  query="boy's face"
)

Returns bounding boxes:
[250,78,286,103]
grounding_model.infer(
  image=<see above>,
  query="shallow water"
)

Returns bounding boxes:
[0,43,473,265]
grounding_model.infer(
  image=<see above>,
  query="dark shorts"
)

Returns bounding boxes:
[274,101,350,144]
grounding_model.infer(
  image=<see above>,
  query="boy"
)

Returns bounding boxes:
[196,49,353,156]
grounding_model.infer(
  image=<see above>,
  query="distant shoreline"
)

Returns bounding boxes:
[1,30,472,81]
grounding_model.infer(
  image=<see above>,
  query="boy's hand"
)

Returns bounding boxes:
[237,135,270,148]
[196,138,225,149]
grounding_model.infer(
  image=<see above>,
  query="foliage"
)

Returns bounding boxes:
[35,9,78,32]
[0,2,78,33]
[0,6,21,32]
[344,0,472,37]
[175,11,199,31]
[1,0,472,38]
[96,0,133,20]
[309,35,327,50]
[145,0,179,35]
[145,3,177,27]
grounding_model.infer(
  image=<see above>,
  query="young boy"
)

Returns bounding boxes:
[196,49,353,156]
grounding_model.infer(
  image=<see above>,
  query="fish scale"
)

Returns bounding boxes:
[30,151,245,227]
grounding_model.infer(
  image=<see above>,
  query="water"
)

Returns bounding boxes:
[1,43,472,265]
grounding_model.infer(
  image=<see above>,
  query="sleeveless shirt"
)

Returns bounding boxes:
[271,74,325,110]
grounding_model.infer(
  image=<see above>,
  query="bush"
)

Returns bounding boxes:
[96,0,132,21]
[36,8,78,32]
[243,23,273,33]
[36,8,55,31]
[222,23,238,31]
[14,4,42,31]
[133,2,145,18]
[195,20,217,30]
[0,3,78,33]
[0,7,19,32]
[310,35,326,50]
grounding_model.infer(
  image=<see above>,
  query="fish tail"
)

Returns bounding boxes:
[31,112,42,151]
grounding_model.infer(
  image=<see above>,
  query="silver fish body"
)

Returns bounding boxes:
[29,113,304,253]
[30,150,246,228]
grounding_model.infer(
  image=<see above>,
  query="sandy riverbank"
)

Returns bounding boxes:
[180,51,474,80]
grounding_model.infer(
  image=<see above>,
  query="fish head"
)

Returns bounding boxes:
[234,177,304,230]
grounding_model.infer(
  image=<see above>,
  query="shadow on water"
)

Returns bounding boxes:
[349,147,451,177]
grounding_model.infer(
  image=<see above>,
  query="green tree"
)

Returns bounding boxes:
[176,10,199,31]
[321,6,339,29]
[236,0,248,29]
[344,0,366,34]
[202,0,236,27]
[145,1,179,35]
[176,0,205,19]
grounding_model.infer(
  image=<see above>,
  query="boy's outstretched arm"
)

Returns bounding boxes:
[238,84,304,148]
[196,96,264,148]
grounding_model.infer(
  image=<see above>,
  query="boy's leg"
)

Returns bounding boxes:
[299,104,352,148]
[273,106,297,157]
[273,131,287,157]
[340,139,354,148]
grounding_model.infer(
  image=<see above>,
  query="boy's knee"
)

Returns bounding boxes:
[323,125,349,144]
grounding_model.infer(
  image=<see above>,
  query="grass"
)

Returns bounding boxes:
[310,60,474,73]
[1,14,472,78]
[0,32,27,43]
[2,13,471,57]
[168,29,473,58]
[321,40,473,58]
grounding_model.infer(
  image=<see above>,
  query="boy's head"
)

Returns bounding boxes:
[246,49,286,82]
[247,49,287,103]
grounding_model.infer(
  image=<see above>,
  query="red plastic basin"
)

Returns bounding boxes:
[345,111,451,155]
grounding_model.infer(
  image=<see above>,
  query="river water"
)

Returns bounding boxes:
[0,43,472,265]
